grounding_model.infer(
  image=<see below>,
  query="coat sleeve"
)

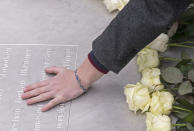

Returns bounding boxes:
[89,0,191,74]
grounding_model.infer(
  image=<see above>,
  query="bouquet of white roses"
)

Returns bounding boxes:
[125,5,194,131]
[103,1,194,130]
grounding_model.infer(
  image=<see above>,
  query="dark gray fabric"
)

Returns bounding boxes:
[92,0,191,74]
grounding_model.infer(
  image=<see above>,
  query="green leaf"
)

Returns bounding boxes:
[181,50,190,60]
[185,23,194,36]
[180,64,194,76]
[177,127,190,131]
[161,67,183,84]
[176,59,192,69]
[188,69,194,83]
[170,9,194,43]
[186,123,194,131]
[183,112,194,125]
[173,110,190,119]
[176,120,188,131]
[178,7,194,23]
[176,99,194,111]
[178,81,193,95]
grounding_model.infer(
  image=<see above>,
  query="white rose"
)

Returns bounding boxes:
[150,91,174,115]
[147,33,169,52]
[124,82,151,113]
[168,22,178,37]
[140,68,164,92]
[146,112,172,131]
[137,48,159,72]
[103,0,129,12]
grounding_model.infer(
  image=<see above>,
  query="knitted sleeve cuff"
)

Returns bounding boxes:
[88,51,109,74]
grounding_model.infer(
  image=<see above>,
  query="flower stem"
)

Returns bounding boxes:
[172,88,178,91]
[159,56,194,63]
[170,41,194,45]
[172,124,187,127]
[173,105,192,112]
[159,57,181,62]
[168,43,194,50]
[160,88,169,92]
[172,110,181,113]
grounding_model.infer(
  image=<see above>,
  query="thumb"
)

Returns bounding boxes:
[45,66,62,74]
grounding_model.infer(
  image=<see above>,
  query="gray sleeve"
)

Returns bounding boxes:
[92,0,191,74]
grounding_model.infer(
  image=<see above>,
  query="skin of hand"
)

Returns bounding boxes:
[21,57,104,112]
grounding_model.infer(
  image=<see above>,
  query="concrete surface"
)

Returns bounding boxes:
[1,0,193,131]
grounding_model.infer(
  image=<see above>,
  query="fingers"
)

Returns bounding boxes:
[23,81,48,93]
[41,96,65,112]
[22,86,49,100]
[45,66,63,74]
[26,92,54,105]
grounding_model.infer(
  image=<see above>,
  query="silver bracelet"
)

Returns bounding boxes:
[74,69,87,93]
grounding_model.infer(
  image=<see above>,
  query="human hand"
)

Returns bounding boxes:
[22,67,84,112]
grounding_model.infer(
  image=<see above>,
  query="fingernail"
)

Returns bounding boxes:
[21,94,25,99]
[27,101,32,105]
[41,108,46,112]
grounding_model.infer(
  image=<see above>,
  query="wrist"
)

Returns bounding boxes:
[74,69,88,93]
[76,69,91,89]
[76,57,105,89]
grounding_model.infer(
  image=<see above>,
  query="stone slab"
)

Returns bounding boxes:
[0,45,78,131]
